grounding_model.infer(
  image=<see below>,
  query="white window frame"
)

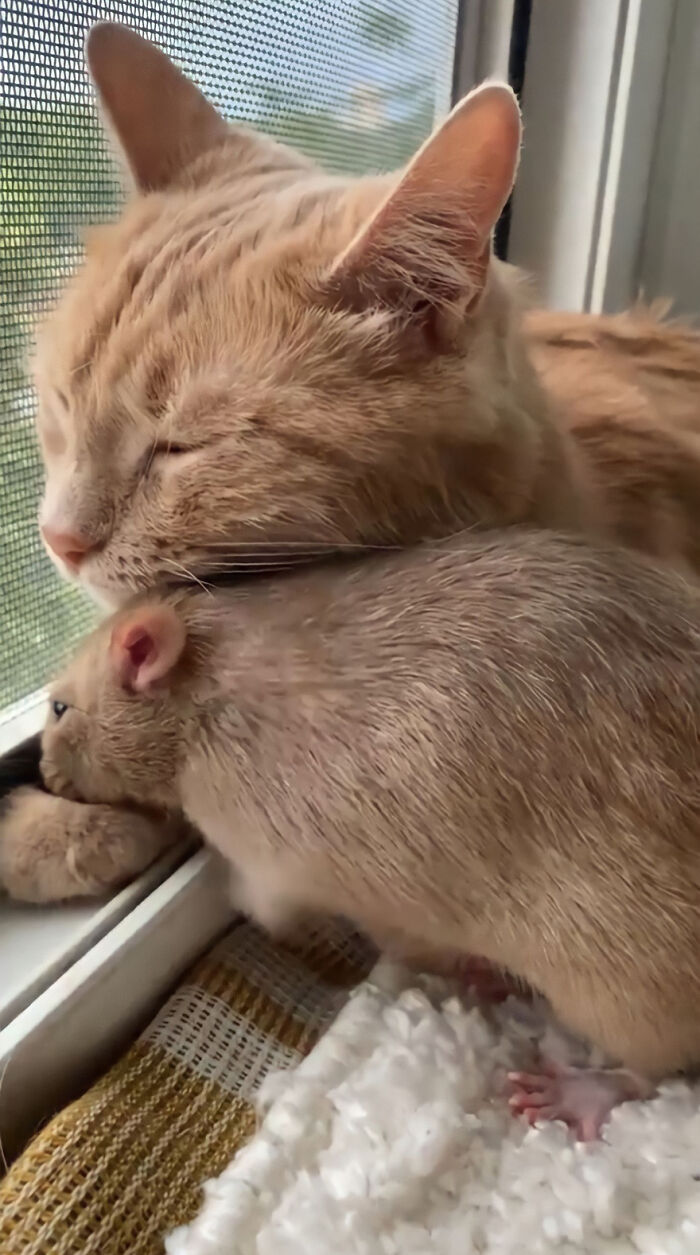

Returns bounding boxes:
[507,0,676,314]
[635,0,700,318]
[0,849,233,1159]
[0,691,48,756]
[453,0,515,91]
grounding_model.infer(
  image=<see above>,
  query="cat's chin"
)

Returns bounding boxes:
[79,574,132,612]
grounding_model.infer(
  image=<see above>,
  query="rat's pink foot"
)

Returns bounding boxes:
[385,942,526,1003]
[508,1060,652,1141]
[456,955,526,1003]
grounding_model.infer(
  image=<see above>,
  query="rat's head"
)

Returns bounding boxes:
[41,596,193,808]
[35,23,522,608]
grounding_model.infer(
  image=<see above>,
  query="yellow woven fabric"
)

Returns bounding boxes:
[0,918,374,1255]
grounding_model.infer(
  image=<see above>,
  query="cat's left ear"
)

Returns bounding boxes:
[109,604,186,694]
[86,23,229,192]
[326,83,521,344]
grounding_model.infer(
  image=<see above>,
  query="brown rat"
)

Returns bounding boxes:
[40,530,700,1138]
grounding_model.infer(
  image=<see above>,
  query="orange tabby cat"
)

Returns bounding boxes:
[33,23,700,610]
[4,22,700,904]
[34,26,589,613]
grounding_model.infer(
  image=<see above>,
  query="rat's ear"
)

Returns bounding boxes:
[324,82,521,339]
[109,604,186,694]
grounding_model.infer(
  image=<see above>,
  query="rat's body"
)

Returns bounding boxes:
[42,530,700,1135]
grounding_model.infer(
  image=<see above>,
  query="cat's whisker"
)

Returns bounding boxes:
[203,530,478,552]
[142,436,160,479]
[199,531,479,563]
[204,539,353,546]
[202,547,314,557]
[203,540,394,550]
[201,548,383,565]
[201,554,330,568]
[206,549,326,565]
[200,562,311,576]
[162,559,215,596]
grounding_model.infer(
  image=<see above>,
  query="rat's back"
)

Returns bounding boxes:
[40,528,700,1118]
[153,532,700,1081]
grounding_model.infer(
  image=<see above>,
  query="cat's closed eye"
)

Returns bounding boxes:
[153,441,191,457]
[140,441,196,475]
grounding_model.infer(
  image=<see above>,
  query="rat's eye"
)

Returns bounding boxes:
[51,700,68,720]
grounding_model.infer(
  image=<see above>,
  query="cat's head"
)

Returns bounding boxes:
[35,23,523,607]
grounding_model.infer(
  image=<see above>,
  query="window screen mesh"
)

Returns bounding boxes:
[1,0,460,716]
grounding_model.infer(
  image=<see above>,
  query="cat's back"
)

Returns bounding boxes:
[525,306,700,435]
[525,307,700,569]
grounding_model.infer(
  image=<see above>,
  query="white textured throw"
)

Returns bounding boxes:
[167,962,700,1254]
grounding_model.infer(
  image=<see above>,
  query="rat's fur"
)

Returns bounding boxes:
[41,531,700,1082]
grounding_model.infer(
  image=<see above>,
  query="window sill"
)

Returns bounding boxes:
[0,847,234,1161]
[0,717,233,1160]
[0,692,47,758]
[0,840,189,1031]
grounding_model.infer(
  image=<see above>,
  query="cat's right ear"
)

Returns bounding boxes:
[109,604,186,694]
[86,23,229,192]
[325,83,521,346]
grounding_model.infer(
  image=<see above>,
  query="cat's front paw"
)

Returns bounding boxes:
[40,760,81,802]
[0,786,181,903]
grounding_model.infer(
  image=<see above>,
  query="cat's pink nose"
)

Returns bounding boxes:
[41,526,96,570]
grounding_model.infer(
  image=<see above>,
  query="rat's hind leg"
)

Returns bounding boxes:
[508,965,700,1139]
[372,925,525,1002]
[508,1060,652,1141]
[452,954,527,1002]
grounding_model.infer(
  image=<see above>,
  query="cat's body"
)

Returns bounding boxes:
[4,22,700,908]
[41,530,700,1136]
[529,307,700,568]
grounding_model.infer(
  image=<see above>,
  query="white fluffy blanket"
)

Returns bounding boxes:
[167,962,700,1254]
